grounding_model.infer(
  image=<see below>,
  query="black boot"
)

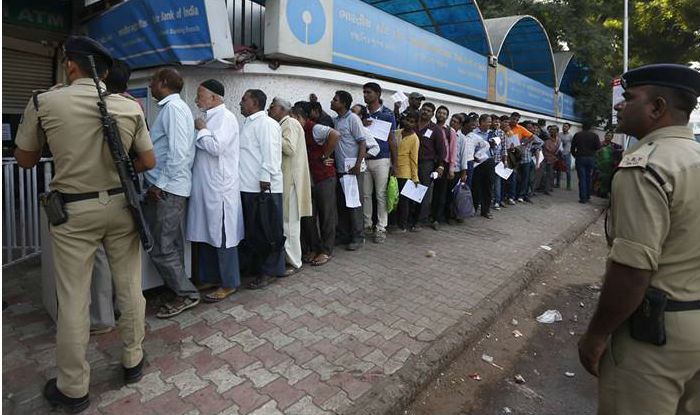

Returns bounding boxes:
[124,355,146,385]
[43,378,90,414]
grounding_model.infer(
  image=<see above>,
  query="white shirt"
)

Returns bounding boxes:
[186,104,244,248]
[462,131,481,163]
[454,131,471,171]
[473,135,491,167]
[239,111,283,193]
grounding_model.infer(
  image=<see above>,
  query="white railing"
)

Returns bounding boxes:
[2,157,53,266]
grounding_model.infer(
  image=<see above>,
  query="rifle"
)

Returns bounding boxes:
[88,55,154,252]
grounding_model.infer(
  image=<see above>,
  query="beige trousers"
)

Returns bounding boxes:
[50,193,145,398]
[598,311,700,414]
[284,185,302,269]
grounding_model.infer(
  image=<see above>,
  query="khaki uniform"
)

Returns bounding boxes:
[601,126,700,414]
[15,78,152,398]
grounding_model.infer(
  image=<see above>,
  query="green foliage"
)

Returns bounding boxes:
[480,0,700,125]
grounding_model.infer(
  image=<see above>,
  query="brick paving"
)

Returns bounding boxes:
[2,190,604,414]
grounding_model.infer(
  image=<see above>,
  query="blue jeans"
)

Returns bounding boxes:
[466,160,475,188]
[517,162,533,199]
[507,172,518,200]
[197,221,241,289]
[198,244,240,289]
[493,172,502,204]
[575,156,596,201]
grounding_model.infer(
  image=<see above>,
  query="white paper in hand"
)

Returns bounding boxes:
[400,181,429,203]
[367,118,392,141]
[391,91,409,113]
[340,175,361,208]
[536,150,544,168]
[495,162,513,180]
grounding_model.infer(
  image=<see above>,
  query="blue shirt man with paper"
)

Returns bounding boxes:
[361,82,397,243]
[331,90,367,251]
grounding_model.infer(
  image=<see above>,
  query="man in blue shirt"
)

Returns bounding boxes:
[331,90,367,251]
[144,68,198,318]
[361,82,396,243]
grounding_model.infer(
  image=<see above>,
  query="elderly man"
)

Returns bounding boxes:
[187,79,244,302]
[239,89,285,289]
[145,68,198,318]
[268,97,312,275]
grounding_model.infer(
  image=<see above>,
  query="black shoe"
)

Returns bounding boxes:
[346,240,364,251]
[578,199,586,204]
[44,378,90,414]
[248,275,272,290]
[524,197,533,203]
[124,355,146,385]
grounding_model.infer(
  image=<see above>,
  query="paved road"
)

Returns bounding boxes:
[406,217,606,414]
[3,189,604,415]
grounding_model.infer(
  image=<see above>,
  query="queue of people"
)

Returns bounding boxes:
[141,75,594,318]
[133,71,602,323]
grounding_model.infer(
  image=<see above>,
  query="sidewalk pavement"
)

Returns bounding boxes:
[2,190,605,415]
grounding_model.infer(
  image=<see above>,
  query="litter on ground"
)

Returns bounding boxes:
[536,309,563,323]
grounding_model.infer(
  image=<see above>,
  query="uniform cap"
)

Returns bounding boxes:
[622,64,700,97]
[64,35,113,67]
[408,92,425,100]
[200,79,225,97]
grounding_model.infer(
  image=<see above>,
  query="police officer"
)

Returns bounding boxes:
[578,64,700,414]
[14,36,155,413]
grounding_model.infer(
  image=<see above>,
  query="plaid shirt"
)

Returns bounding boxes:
[491,129,506,162]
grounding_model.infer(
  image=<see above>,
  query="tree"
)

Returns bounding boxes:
[480,0,700,124]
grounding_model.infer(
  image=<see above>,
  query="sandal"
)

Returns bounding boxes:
[311,253,331,266]
[156,296,200,319]
[302,252,317,263]
[203,288,237,303]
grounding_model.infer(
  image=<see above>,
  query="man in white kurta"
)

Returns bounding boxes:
[187,79,244,302]
[268,98,312,274]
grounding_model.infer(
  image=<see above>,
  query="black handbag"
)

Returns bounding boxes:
[245,191,286,255]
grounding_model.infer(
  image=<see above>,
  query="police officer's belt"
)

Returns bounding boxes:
[666,299,700,312]
[61,188,124,203]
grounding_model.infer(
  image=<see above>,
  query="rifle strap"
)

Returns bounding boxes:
[32,91,48,137]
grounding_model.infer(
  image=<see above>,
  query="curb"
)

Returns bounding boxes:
[344,206,605,415]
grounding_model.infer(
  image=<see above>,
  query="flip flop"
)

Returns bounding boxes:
[203,288,237,303]
[311,253,331,266]
[302,252,317,263]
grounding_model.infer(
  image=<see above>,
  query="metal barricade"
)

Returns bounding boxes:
[2,157,53,266]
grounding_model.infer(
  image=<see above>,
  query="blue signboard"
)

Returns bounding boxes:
[300,0,489,99]
[87,0,213,69]
[496,65,555,116]
[560,93,579,121]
